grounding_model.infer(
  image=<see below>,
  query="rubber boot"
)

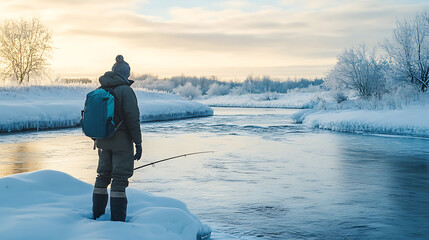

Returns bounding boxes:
[92,193,108,220]
[110,196,127,222]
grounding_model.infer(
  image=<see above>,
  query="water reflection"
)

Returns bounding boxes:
[0,143,42,176]
[0,135,98,183]
[334,133,429,239]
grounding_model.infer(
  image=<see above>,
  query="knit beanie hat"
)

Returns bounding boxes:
[112,55,130,80]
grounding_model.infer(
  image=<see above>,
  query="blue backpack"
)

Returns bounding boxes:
[81,87,123,139]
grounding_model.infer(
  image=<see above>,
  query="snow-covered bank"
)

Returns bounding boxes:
[0,86,213,133]
[197,90,331,109]
[291,90,429,137]
[0,170,211,240]
[292,106,429,137]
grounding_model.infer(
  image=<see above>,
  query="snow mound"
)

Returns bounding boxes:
[0,170,211,240]
[0,86,213,133]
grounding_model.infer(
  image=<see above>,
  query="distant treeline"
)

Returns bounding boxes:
[133,74,323,99]
[61,78,92,84]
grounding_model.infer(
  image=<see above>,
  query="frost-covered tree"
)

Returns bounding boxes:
[384,12,429,92]
[326,45,386,97]
[0,17,53,84]
[173,82,202,99]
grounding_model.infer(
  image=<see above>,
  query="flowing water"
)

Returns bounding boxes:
[0,107,428,239]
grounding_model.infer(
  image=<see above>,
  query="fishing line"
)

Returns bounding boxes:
[134,151,214,170]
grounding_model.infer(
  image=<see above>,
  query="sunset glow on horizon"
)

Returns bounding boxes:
[1,0,428,80]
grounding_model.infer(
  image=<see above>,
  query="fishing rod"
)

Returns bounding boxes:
[134,151,214,171]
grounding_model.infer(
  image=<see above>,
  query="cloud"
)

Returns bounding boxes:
[216,0,254,9]
[0,0,428,78]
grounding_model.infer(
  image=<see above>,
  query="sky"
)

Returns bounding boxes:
[0,0,428,80]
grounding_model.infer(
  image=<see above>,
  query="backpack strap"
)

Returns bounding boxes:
[100,85,124,127]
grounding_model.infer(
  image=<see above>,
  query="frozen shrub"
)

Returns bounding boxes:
[382,83,422,109]
[207,83,230,96]
[259,91,279,101]
[314,96,327,110]
[229,86,247,95]
[133,75,176,92]
[173,82,202,99]
[335,92,348,103]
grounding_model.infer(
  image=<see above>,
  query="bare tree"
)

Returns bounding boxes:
[326,45,386,97]
[0,17,53,84]
[384,12,429,92]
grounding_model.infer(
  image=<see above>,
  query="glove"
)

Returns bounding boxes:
[134,143,142,161]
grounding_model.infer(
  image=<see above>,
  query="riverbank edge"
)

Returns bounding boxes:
[291,108,429,138]
[0,109,214,133]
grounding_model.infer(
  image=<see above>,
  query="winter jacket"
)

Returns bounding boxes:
[96,71,142,149]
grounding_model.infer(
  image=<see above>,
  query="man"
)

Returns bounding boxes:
[92,55,142,222]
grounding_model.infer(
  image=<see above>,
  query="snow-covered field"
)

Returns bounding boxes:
[197,90,332,109]
[0,86,213,133]
[0,170,211,240]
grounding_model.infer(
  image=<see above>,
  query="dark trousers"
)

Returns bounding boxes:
[93,131,134,221]
[95,148,134,192]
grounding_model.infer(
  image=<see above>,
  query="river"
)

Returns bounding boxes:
[0,107,428,239]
